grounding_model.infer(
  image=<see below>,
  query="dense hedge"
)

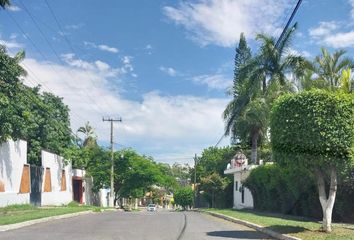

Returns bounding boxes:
[249,90,354,221]
[270,90,354,168]
[244,164,354,221]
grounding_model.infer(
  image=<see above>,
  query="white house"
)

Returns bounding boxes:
[0,139,107,207]
[224,153,258,209]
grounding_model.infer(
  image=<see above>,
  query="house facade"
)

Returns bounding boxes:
[0,139,107,207]
[224,153,257,209]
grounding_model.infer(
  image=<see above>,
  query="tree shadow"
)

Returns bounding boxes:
[266,225,308,234]
[207,230,273,239]
[237,209,317,223]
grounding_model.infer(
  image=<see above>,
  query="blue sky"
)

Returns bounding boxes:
[1,0,353,164]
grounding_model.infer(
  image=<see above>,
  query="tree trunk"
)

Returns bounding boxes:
[134,198,138,209]
[251,130,259,164]
[316,167,337,233]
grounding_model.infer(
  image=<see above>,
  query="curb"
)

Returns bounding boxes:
[200,210,302,240]
[0,210,93,232]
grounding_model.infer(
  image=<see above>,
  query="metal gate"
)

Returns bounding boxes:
[30,165,44,206]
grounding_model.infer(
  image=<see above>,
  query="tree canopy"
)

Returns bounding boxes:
[0,46,73,165]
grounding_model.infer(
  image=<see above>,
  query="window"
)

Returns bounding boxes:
[44,168,52,192]
[19,165,30,193]
[235,181,238,192]
[61,170,66,191]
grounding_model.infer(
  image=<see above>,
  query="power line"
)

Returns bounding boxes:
[5,11,93,125]
[217,0,303,148]
[43,0,119,112]
[18,1,108,117]
[275,0,303,49]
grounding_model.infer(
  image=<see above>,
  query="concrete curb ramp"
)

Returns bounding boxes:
[0,210,93,232]
[202,211,302,240]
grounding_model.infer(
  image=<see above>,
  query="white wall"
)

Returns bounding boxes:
[99,188,110,207]
[233,171,254,209]
[41,150,72,206]
[0,140,30,207]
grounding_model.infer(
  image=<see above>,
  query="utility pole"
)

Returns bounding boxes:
[275,0,303,49]
[103,117,122,207]
[194,153,197,208]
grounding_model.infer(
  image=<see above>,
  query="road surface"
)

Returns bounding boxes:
[0,210,272,240]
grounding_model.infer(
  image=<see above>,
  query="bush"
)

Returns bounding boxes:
[244,164,354,221]
[244,164,322,218]
[174,187,193,210]
[270,90,354,168]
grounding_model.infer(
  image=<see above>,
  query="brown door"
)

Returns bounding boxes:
[73,178,83,204]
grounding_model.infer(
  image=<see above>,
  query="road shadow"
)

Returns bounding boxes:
[266,225,307,235]
[207,230,272,239]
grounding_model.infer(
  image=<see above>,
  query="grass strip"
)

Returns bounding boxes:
[0,204,102,225]
[204,209,354,240]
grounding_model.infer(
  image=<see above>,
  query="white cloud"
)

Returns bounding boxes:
[192,74,232,90]
[163,0,292,47]
[308,21,354,48]
[61,53,122,78]
[6,5,21,12]
[20,57,229,164]
[121,56,134,73]
[323,30,354,48]
[349,0,354,19]
[98,44,119,53]
[65,23,85,30]
[159,66,177,77]
[288,48,312,58]
[84,41,119,53]
[0,39,23,49]
[308,21,339,38]
[308,1,354,48]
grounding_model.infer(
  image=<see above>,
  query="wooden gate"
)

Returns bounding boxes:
[30,165,44,206]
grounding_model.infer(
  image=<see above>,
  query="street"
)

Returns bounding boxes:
[0,210,272,240]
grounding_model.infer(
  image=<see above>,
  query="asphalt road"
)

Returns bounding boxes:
[0,210,273,240]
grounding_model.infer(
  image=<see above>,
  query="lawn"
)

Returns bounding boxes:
[204,209,354,240]
[0,203,102,225]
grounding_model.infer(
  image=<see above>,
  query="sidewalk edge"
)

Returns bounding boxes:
[199,210,302,240]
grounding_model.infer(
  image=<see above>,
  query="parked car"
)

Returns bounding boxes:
[147,204,157,212]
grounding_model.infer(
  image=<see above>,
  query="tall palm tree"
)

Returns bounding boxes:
[0,0,10,9]
[234,98,268,163]
[310,48,354,90]
[77,122,97,148]
[247,24,307,96]
[224,24,306,164]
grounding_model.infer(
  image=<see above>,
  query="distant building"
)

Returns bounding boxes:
[224,152,257,209]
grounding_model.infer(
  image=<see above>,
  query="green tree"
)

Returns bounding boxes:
[200,172,228,208]
[271,90,354,232]
[196,146,236,208]
[0,0,10,9]
[174,187,193,210]
[224,25,306,164]
[0,46,27,142]
[223,33,252,145]
[0,46,72,165]
[115,149,165,200]
[77,122,97,148]
[310,48,354,91]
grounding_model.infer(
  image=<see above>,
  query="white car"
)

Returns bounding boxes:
[147,204,157,212]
